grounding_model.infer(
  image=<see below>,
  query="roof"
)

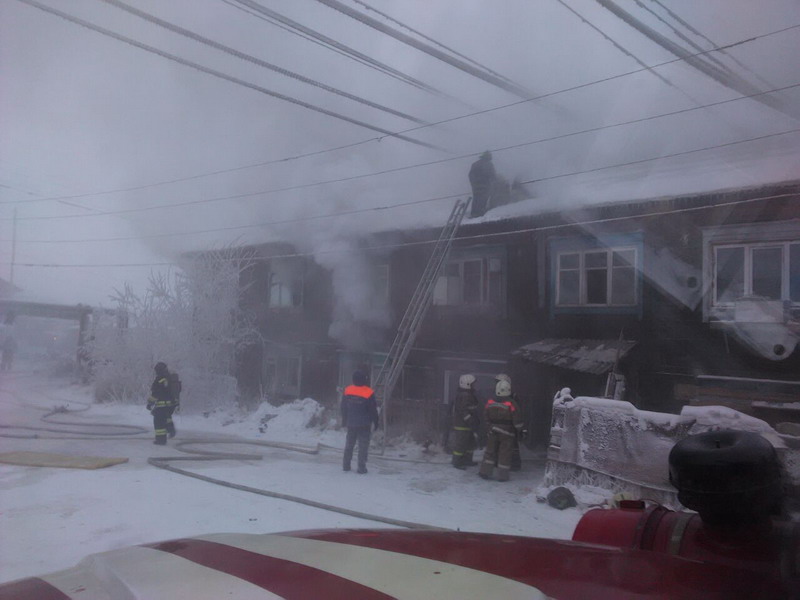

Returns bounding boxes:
[514,338,637,374]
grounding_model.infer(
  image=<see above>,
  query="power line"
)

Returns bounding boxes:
[594,0,788,115]
[13,0,435,149]
[4,191,793,268]
[220,0,428,93]
[5,124,798,251]
[98,0,426,125]
[312,0,533,98]
[632,0,733,76]
[553,0,680,92]
[351,0,515,85]
[648,0,776,90]
[9,194,464,243]
[228,0,447,98]
[3,21,797,205]
[6,84,798,223]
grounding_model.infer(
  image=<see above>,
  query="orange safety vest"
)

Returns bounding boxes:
[344,385,374,398]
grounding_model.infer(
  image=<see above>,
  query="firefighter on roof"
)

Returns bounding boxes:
[479,379,524,481]
[146,362,179,445]
[451,374,480,469]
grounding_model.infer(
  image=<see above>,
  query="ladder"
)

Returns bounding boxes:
[374,198,470,446]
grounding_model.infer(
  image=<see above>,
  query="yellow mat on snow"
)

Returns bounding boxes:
[0,451,128,470]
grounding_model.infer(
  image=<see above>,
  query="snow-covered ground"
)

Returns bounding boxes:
[0,365,581,584]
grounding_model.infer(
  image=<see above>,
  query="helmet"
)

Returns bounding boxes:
[458,374,476,389]
[480,150,492,160]
[495,373,511,385]
[496,380,512,397]
[352,370,368,386]
[154,362,168,375]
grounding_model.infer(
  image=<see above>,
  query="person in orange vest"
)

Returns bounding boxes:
[341,370,379,474]
[478,379,524,481]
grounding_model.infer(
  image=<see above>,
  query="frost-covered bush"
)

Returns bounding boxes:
[89,248,259,411]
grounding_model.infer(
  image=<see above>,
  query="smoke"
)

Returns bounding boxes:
[304,235,391,350]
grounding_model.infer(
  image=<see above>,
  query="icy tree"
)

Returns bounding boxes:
[89,247,259,412]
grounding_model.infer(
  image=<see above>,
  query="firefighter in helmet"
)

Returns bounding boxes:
[146,362,178,445]
[496,373,524,471]
[479,379,524,481]
[451,374,480,469]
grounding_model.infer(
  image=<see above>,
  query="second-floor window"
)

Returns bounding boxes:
[433,252,504,308]
[268,261,303,308]
[556,248,637,306]
[714,241,800,305]
[370,263,390,308]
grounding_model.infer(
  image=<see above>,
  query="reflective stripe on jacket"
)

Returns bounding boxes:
[484,398,522,430]
[148,376,176,408]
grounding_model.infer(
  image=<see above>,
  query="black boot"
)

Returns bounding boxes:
[452,455,466,470]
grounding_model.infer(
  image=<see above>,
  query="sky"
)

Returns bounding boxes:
[1,0,799,305]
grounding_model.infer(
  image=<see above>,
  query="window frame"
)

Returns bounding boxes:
[555,246,638,308]
[702,220,800,321]
[712,241,795,306]
[549,233,643,317]
[432,247,506,312]
[266,258,304,309]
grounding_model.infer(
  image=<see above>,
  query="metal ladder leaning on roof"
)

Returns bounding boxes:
[374,197,470,451]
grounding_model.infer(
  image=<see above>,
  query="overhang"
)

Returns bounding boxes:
[514,338,637,374]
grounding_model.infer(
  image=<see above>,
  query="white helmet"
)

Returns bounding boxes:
[459,374,476,389]
[495,380,512,397]
[495,373,511,385]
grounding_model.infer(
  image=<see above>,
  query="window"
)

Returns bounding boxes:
[370,263,390,308]
[712,241,798,305]
[263,354,301,397]
[267,260,303,308]
[556,248,637,306]
[433,252,505,308]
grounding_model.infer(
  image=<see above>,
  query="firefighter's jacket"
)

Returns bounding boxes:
[148,376,176,409]
[452,388,480,430]
[484,397,523,435]
[341,385,378,429]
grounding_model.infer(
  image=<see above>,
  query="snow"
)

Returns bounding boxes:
[0,366,581,584]
[681,404,777,434]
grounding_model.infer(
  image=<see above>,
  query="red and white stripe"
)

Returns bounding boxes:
[1,533,547,599]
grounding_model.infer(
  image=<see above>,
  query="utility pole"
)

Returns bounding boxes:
[10,207,17,284]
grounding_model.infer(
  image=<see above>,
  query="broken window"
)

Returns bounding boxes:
[263,353,301,398]
[370,263,390,308]
[433,251,505,309]
[268,259,303,308]
[556,247,637,306]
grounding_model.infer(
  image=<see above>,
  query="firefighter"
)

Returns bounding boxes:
[146,362,178,445]
[451,374,480,469]
[341,370,379,474]
[496,373,524,471]
[468,151,496,218]
[479,379,524,482]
